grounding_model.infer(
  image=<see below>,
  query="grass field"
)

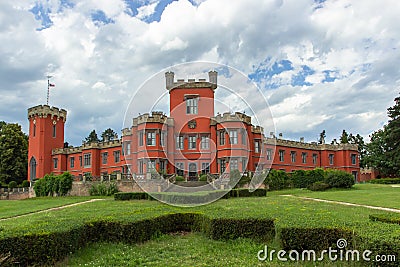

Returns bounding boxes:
[0,184,399,266]
[0,196,103,219]
[288,184,400,209]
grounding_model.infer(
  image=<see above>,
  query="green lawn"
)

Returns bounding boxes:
[0,185,399,266]
[0,196,107,219]
[285,183,400,209]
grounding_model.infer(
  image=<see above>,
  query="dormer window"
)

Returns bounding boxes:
[185,95,198,114]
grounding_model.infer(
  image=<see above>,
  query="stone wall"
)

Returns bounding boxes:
[0,187,34,200]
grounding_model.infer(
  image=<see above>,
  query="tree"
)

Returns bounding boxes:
[101,128,118,142]
[385,94,400,176]
[0,122,28,184]
[365,127,391,176]
[340,129,349,144]
[318,130,326,144]
[353,134,367,168]
[84,130,100,143]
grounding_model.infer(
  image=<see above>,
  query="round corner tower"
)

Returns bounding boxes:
[27,105,67,180]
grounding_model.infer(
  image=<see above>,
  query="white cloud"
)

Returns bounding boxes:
[0,0,399,145]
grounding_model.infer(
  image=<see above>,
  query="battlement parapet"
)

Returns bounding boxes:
[28,105,67,122]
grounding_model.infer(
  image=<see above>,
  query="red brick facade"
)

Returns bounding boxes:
[27,71,360,182]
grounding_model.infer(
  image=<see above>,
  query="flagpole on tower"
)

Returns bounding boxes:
[46,75,52,105]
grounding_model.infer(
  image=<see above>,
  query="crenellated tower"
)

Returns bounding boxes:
[27,105,67,180]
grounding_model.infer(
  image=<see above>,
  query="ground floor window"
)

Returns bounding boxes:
[201,163,210,174]
[176,162,184,176]
[220,159,226,173]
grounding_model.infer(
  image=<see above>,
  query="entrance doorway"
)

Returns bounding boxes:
[188,163,197,181]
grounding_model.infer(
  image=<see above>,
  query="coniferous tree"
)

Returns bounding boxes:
[84,130,100,144]
[340,129,349,144]
[101,128,118,142]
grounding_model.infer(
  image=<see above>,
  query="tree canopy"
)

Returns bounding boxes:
[365,94,400,176]
[0,122,28,184]
[84,130,100,144]
[101,128,118,142]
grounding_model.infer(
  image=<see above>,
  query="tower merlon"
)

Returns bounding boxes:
[28,105,67,122]
[165,70,218,91]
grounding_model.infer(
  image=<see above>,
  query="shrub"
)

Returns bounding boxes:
[229,188,267,197]
[33,172,74,197]
[369,178,400,184]
[89,182,119,196]
[324,169,354,188]
[8,181,17,189]
[58,172,73,196]
[20,180,30,188]
[114,192,152,200]
[369,213,400,225]
[307,181,331,191]
[0,213,275,266]
[291,168,325,188]
[280,227,355,251]
[199,174,207,182]
[175,175,185,182]
[264,169,291,190]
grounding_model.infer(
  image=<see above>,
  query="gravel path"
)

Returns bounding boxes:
[280,195,400,213]
[0,198,106,221]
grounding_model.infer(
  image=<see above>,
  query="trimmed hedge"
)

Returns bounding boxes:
[307,181,331,191]
[114,192,154,201]
[115,189,267,202]
[369,213,400,225]
[369,178,400,184]
[280,227,355,251]
[0,213,275,266]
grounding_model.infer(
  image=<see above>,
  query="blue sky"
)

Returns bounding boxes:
[1,0,399,146]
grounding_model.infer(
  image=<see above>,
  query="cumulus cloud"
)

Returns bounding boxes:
[0,0,399,145]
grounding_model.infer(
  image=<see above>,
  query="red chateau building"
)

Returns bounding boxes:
[27,71,360,182]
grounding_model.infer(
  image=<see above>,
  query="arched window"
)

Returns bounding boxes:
[30,157,37,180]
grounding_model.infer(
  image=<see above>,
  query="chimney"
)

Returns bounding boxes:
[278,133,283,138]
[300,137,304,143]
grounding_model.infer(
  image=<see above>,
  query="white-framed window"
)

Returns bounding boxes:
[291,151,296,163]
[176,162,184,176]
[241,129,247,145]
[254,141,260,153]
[229,130,238,144]
[84,153,91,168]
[186,97,198,114]
[329,154,334,165]
[302,152,307,164]
[200,136,209,149]
[230,158,238,171]
[147,160,155,171]
[220,159,226,173]
[312,153,318,165]
[70,157,75,168]
[279,150,285,162]
[219,131,225,145]
[102,152,108,165]
[201,162,210,174]
[266,149,273,161]
[160,131,166,146]
[138,131,144,146]
[242,158,247,171]
[176,136,184,149]
[138,160,144,174]
[114,150,121,163]
[125,142,131,155]
[146,131,156,146]
[189,136,196,149]
[351,154,357,165]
